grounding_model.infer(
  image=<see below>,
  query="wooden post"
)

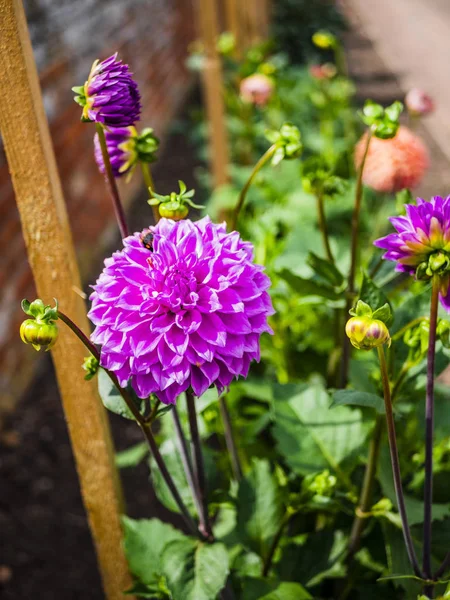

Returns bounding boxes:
[197,0,229,187]
[224,0,242,56]
[0,1,133,598]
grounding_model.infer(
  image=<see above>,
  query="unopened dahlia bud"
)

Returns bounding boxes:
[73,53,141,127]
[355,126,429,193]
[304,470,337,497]
[82,355,100,380]
[20,299,59,351]
[265,123,302,165]
[345,316,391,350]
[240,74,274,107]
[148,180,204,221]
[312,31,336,49]
[405,88,434,117]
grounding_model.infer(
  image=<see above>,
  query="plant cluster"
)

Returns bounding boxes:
[20,20,450,600]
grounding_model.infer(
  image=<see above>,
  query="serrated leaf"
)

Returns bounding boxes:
[277,268,340,300]
[331,390,385,414]
[237,459,284,559]
[122,517,185,587]
[273,381,371,476]
[161,539,229,600]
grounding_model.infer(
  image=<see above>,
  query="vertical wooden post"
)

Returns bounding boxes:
[0,1,133,598]
[224,0,242,56]
[197,0,229,187]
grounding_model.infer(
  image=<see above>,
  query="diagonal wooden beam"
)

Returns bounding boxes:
[0,1,133,597]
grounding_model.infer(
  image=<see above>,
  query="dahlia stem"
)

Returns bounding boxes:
[377,345,422,577]
[95,124,129,239]
[219,395,242,481]
[341,128,373,385]
[141,162,160,223]
[347,415,384,557]
[262,510,292,577]
[315,191,334,263]
[230,144,277,231]
[57,310,199,537]
[186,388,213,540]
[423,277,440,586]
[171,407,203,519]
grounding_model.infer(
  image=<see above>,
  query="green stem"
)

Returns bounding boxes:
[95,124,129,239]
[219,396,242,481]
[186,389,214,540]
[347,415,384,557]
[341,129,373,385]
[423,277,440,589]
[141,162,159,223]
[230,144,277,231]
[315,191,334,263]
[377,345,422,577]
[57,310,199,537]
[262,510,292,577]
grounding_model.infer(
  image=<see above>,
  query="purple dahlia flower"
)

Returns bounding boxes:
[94,126,135,178]
[78,53,141,126]
[88,217,274,404]
[374,196,450,310]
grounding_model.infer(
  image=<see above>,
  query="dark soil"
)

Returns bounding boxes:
[0,95,203,600]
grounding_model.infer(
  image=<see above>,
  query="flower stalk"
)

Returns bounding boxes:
[141,161,159,223]
[95,123,129,239]
[423,277,440,583]
[186,388,213,540]
[57,310,199,537]
[230,144,276,231]
[377,345,422,577]
[315,191,334,263]
[219,396,242,482]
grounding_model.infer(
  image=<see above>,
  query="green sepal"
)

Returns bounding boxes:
[349,300,372,318]
[372,303,392,324]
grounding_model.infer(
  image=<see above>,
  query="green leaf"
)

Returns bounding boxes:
[150,440,198,515]
[306,252,344,287]
[379,449,449,525]
[97,369,144,420]
[237,459,284,559]
[161,539,229,600]
[258,582,313,599]
[124,581,169,598]
[115,442,148,468]
[331,390,385,414]
[372,303,392,324]
[273,380,371,476]
[277,268,340,300]
[242,579,312,600]
[359,272,392,321]
[122,517,185,587]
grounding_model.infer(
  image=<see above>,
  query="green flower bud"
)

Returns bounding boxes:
[360,99,403,140]
[345,316,391,350]
[429,251,450,274]
[306,470,337,497]
[216,32,236,56]
[265,123,302,166]
[82,355,100,380]
[312,31,336,49]
[159,200,189,221]
[20,319,58,351]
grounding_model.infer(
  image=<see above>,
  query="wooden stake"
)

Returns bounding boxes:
[224,0,242,56]
[197,0,229,186]
[0,1,133,598]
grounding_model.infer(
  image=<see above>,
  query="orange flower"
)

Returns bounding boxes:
[355,126,429,193]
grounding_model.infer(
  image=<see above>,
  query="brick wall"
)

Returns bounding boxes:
[0,0,196,415]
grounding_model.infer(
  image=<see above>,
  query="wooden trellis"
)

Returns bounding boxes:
[0,1,133,598]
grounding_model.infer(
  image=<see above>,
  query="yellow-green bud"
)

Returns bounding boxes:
[345,316,391,350]
[20,319,58,351]
[82,355,100,380]
[159,200,189,221]
[312,31,336,49]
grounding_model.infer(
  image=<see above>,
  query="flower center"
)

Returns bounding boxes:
[163,263,198,311]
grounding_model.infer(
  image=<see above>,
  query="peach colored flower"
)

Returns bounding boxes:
[354,126,429,193]
[309,63,337,80]
[240,74,274,107]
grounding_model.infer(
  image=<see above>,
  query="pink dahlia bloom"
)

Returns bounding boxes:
[355,126,429,193]
[309,63,336,80]
[405,88,435,117]
[88,217,274,404]
[240,74,274,106]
